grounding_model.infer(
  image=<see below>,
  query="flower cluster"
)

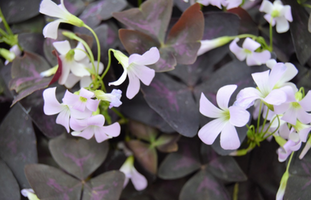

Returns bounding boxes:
[43,87,121,142]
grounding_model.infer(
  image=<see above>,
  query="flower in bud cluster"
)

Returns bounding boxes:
[229,38,271,66]
[3,45,22,65]
[39,0,85,39]
[277,127,301,162]
[109,47,160,99]
[53,40,90,85]
[119,156,148,191]
[197,0,226,9]
[259,0,292,33]
[94,89,122,108]
[198,85,250,150]
[197,36,232,56]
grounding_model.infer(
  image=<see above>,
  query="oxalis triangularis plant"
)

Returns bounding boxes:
[1,0,311,199]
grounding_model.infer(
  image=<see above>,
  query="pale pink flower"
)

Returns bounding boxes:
[198,85,250,150]
[277,128,301,162]
[120,156,147,191]
[197,37,232,56]
[197,0,226,9]
[260,0,292,33]
[224,0,242,9]
[94,89,122,108]
[109,47,160,99]
[64,88,99,113]
[70,114,120,143]
[229,38,271,66]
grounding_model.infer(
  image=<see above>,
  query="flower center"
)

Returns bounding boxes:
[291,102,301,109]
[65,49,75,61]
[271,10,280,18]
[223,109,230,121]
[80,96,88,103]
[244,49,252,54]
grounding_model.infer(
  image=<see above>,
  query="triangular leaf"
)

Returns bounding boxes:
[0,159,20,200]
[129,120,158,142]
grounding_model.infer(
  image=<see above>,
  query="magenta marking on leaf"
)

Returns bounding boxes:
[90,185,109,200]
[301,162,311,175]
[150,80,179,111]
[113,181,118,187]
[7,141,17,154]
[62,151,94,171]
[205,27,223,40]
[196,176,220,195]
[47,178,65,192]
[173,145,196,170]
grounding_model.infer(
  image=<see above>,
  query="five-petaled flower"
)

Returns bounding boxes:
[198,85,250,150]
[39,0,85,39]
[259,0,293,33]
[109,47,160,99]
[229,38,271,66]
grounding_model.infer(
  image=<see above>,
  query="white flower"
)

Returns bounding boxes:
[53,40,90,85]
[224,0,242,9]
[229,38,271,66]
[21,189,39,200]
[197,36,232,56]
[120,156,147,191]
[198,85,250,150]
[4,45,22,65]
[108,47,160,99]
[39,0,85,39]
[94,89,122,108]
[197,0,226,9]
[259,0,293,33]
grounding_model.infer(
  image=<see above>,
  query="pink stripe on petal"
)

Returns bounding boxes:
[198,118,227,145]
[216,85,237,110]
[229,106,250,127]
[220,123,240,150]
[199,93,222,118]
[131,167,148,191]
[126,71,140,99]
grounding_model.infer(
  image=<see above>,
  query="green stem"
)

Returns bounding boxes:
[269,18,274,51]
[0,28,8,37]
[0,8,13,36]
[83,24,101,74]
[260,108,270,135]
[112,107,127,123]
[101,49,113,80]
[257,101,263,134]
[138,0,142,6]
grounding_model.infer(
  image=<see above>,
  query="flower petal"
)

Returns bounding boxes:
[128,47,160,66]
[217,84,237,110]
[39,0,68,19]
[94,126,109,143]
[246,50,270,66]
[275,17,290,33]
[58,55,71,85]
[56,108,71,132]
[198,118,227,145]
[263,89,287,105]
[70,62,90,77]
[126,71,140,99]
[43,87,62,115]
[102,122,121,137]
[130,64,155,86]
[87,115,105,126]
[199,93,222,118]
[74,42,87,61]
[108,68,128,86]
[235,87,261,109]
[220,123,240,150]
[53,40,71,55]
[76,127,94,140]
[43,19,65,39]
[259,0,273,14]
[300,91,311,111]
[64,73,80,88]
[242,38,260,52]
[229,106,250,127]
[70,117,87,131]
[131,167,148,191]
[229,38,246,61]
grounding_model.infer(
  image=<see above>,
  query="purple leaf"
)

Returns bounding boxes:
[25,164,82,200]
[141,73,199,137]
[0,105,38,188]
[179,169,231,200]
[129,120,158,142]
[228,7,258,35]
[0,159,20,199]
[126,140,158,174]
[9,51,52,105]
[49,137,109,180]
[158,138,201,179]
[154,134,180,153]
[82,171,125,200]
[113,0,173,43]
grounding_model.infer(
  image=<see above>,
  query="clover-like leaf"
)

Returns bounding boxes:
[9,51,52,105]
[49,136,109,180]
[25,164,82,200]
[126,140,157,174]
[179,169,231,200]
[82,171,125,200]
[158,138,201,179]
[0,159,20,200]
[154,134,180,153]
[129,120,158,142]
[0,105,38,188]
[116,2,204,72]
[228,7,258,35]
[141,73,199,137]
